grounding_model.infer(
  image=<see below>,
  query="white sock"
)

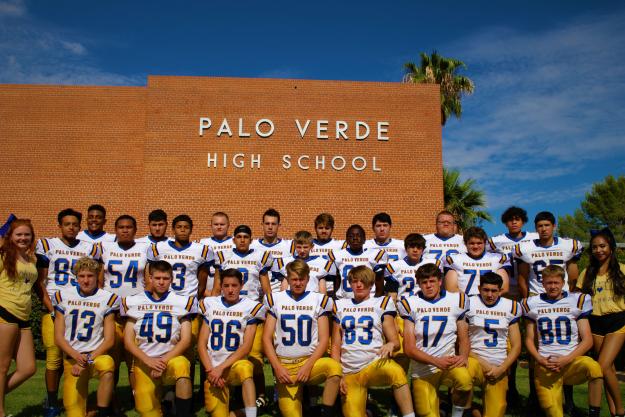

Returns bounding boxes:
[403,413,416,417]
[451,405,465,417]
[245,407,257,417]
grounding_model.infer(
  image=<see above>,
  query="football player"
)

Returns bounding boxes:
[444,227,509,296]
[122,260,196,417]
[198,268,266,417]
[310,213,346,297]
[136,209,169,244]
[76,204,115,244]
[53,257,118,417]
[523,265,603,417]
[363,212,406,263]
[36,208,99,417]
[262,259,341,417]
[398,263,472,417]
[423,211,466,261]
[332,266,414,417]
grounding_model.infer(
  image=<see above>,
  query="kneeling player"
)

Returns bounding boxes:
[53,257,118,417]
[263,259,341,417]
[332,266,415,417]
[398,263,472,417]
[465,272,522,417]
[523,265,603,417]
[198,268,266,417]
[122,260,196,417]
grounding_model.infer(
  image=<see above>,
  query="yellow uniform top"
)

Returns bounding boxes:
[577,263,625,316]
[0,256,38,321]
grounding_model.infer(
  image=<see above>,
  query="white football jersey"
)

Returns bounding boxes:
[76,230,116,244]
[53,287,119,353]
[265,290,334,359]
[147,241,214,297]
[334,295,396,374]
[36,238,99,299]
[397,291,470,378]
[121,291,197,357]
[277,255,337,293]
[466,295,521,366]
[364,238,406,263]
[385,257,441,298]
[444,252,509,296]
[423,234,466,261]
[97,241,149,298]
[250,238,294,293]
[215,249,273,301]
[513,237,583,294]
[522,292,592,357]
[198,236,235,287]
[136,235,171,244]
[310,238,346,292]
[329,248,388,299]
[199,296,266,367]
[488,232,539,297]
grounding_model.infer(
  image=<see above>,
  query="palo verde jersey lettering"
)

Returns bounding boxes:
[513,237,583,294]
[364,238,406,263]
[276,255,337,293]
[329,248,387,299]
[215,249,273,301]
[250,238,294,293]
[488,232,539,294]
[522,292,592,357]
[310,238,347,259]
[423,234,466,261]
[36,238,99,299]
[444,252,509,296]
[53,287,119,353]
[76,230,116,244]
[121,291,197,357]
[265,290,334,359]
[147,241,214,297]
[385,257,441,298]
[397,290,469,377]
[199,296,266,367]
[97,241,149,298]
[466,295,521,366]
[334,295,396,374]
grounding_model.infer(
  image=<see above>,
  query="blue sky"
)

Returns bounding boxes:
[1,0,624,236]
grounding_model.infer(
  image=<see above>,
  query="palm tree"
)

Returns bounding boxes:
[403,51,474,125]
[443,167,492,232]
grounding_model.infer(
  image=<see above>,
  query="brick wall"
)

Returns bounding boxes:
[0,76,442,240]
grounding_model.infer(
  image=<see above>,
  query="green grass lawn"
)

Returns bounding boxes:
[5,361,623,416]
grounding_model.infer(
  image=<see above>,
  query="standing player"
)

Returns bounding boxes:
[262,259,341,417]
[329,225,387,300]
[278,231,336,294]
[444,227,509,296]
[136,209,170,244]
[36,208,99,417]
[364,212,406,263]
[332,266,415,417]
[198,268,266,417]
[199,212,236,295]
[523,265,603,417]
[53,257,118,417]
[398,263,473,417]
[423,211,466,261]
[122,260,196,417]
[250,209,294,293]
[465,272,522,417]
[77,204,116,244]
[310,213,346,296]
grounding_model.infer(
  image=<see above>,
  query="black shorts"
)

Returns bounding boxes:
[589,311,625,336]
[0,305,30,329]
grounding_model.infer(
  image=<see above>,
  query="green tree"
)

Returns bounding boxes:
[443,167,492,232]
[403,51,475,125]
[558,175,625,242]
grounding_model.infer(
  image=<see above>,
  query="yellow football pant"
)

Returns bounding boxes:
[42,312,62,370]
[204,359,254,417]
[248,322,264,363]
[63,355,115,417]
[393,317,410,371]
[342,358,408,417]
[134,355,191,417]
[467,357,508,417]
[411,366,473,417]
[278,357,342,417]
[184,315,201,363]
[535,356,602,417]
